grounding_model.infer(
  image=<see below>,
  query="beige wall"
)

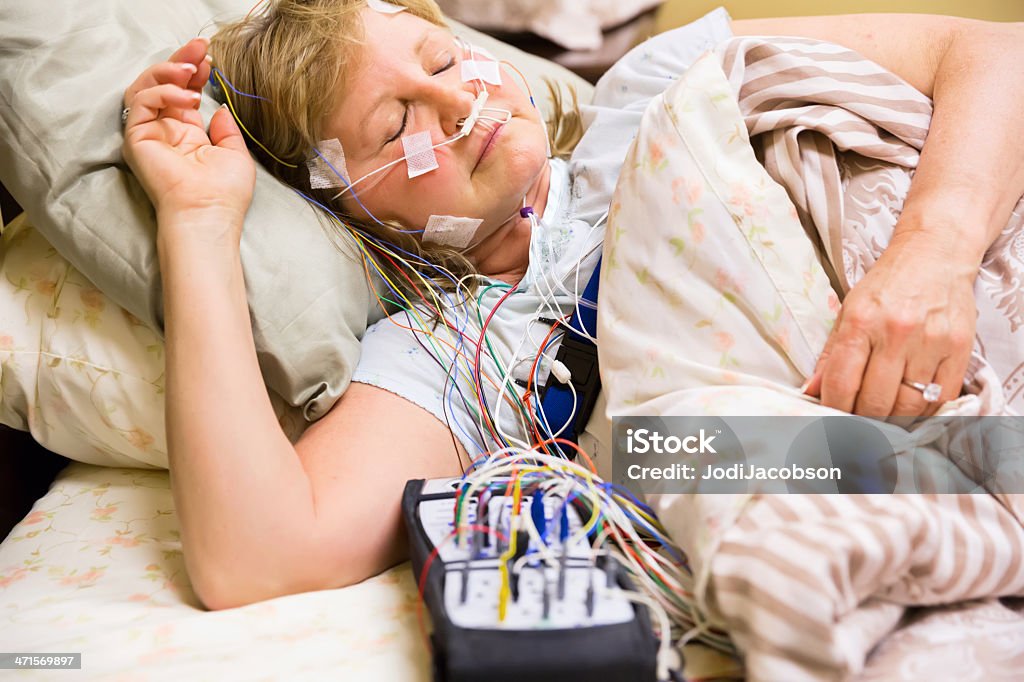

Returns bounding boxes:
[656,0,1023,31]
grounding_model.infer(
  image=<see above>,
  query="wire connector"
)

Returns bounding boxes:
[550,360,572,385]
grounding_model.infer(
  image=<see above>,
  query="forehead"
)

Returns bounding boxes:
[323,9,450,139]
[354,7,440,70]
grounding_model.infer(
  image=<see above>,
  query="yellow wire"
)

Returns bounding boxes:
[497,476,525,622]
[213,70,297,169]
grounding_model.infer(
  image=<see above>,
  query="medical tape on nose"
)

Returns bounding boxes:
[306,138,348,190]
[461,60,502,86]
[456,38,496,62]
[423,215,483,248]
[366,0,406,14]
[401,131,439,178]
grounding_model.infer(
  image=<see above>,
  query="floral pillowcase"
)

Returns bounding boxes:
[0,215,306,468]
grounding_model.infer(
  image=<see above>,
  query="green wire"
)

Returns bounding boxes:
[474,283,535,437]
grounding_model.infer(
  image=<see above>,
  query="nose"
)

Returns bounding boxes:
[419,77,477,139]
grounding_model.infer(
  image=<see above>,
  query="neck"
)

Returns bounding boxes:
[469,161,552,285]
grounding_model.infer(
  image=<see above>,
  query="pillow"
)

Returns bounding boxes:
[0,0,594,423]
[0,213,309,468]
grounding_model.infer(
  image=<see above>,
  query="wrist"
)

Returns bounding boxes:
[156,205,247,249]
[884,229,980,290]
[893,204,991,272]
[897,188,1007,270]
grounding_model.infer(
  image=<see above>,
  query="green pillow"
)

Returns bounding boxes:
[0,0,593,420]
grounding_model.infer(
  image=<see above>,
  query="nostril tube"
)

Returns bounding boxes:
[458,91,490,138]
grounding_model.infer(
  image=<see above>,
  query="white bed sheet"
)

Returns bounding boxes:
[0,463,430,681]
[0,460,746,681]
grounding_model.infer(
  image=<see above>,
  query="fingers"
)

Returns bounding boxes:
[803,316,841,397]
[124,84,202,131]
[124,37,210,107]
[125,62,199,105]
[818,330,871,414]
[209,105,247,153]
[167,36,210,72]
[168,36,213,90]
[853,345,905,417]
[920,353,971,416]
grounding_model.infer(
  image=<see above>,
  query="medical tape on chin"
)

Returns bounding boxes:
[461,60,502,86]
[366,0,406,14]
[306,138,348,190]
[423,215,483,248]
[401,131,439,178]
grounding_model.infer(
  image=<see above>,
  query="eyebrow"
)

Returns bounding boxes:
[358,32,434,145]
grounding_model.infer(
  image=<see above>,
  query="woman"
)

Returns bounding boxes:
[121,0,1024,609]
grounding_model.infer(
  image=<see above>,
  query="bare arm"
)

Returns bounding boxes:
[734,15,1024,415]
[162,228,463,606]
[733,15,1024,261]
[124,41,464,610]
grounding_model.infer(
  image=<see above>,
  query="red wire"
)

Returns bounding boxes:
[471,283,521,445]
[524,317,569,446]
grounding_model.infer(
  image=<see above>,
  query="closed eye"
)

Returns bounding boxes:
[384,55,454,145]
[386,109,408,144]
[432,57,455,75]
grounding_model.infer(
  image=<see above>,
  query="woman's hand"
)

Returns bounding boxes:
[803,229,977,417]
[122,38,255,242]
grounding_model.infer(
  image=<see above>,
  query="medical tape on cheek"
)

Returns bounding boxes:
[366,0,406,14]
[461,60,502,86]
[306,138,349,190]
[423,215,483,248]
[401,131,440,178]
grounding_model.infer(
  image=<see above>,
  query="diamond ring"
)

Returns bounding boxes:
[902,380,943,403]
[121,106,130,127]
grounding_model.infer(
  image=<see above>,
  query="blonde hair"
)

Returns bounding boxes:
[210,0,583,296]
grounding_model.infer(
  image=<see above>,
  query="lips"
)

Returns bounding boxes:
[473,125,502,171]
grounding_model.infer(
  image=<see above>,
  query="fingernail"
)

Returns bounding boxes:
[197,36,211,47]
[799,379,812,393]
[204,55,213,64]
[180,63,198,74]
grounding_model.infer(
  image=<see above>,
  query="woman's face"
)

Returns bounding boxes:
[321,8,549,240]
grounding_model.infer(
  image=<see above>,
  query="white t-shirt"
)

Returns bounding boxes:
[351,8,734,456]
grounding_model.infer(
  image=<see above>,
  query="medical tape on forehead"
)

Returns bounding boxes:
[401,131,440,178]
[423,215,483,248]
[366,0,406,14]
[306,138,349,190]
[461,60,502,86]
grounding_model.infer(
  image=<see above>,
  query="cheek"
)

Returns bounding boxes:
[369,158,468,224]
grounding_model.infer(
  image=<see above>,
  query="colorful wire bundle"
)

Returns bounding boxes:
[445,448,734,659]
[206,43,732,662]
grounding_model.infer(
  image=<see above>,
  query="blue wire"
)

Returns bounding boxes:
[310,146,391,230]
[531,330,571,457]
[203,68,528,476]
[292,190,489,455]
[209,66,269,101]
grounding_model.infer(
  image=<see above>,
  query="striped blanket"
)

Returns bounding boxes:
[599,37,1024,680]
